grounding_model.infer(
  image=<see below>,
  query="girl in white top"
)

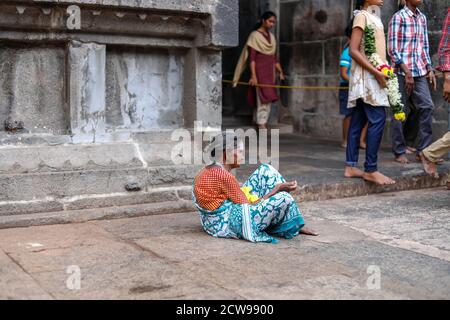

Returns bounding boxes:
[344,0,396,186]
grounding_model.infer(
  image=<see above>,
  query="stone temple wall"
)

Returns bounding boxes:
[0,0,238,143]
[280,0,450,144]
[0,0,238,217]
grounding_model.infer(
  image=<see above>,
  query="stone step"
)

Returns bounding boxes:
[0,185,193,216]
[0,169,446,229]
[0,199,196,230]
[293,171,448,202]
[0,165,200,202]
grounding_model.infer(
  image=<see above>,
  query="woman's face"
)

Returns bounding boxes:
[368,0,384,7]
[263,16,276,30]
[227,146,244,169]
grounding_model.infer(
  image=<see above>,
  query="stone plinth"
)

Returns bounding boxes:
[0,0,238,218]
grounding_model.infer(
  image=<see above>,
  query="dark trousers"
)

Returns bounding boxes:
[391,75,434,156]
[346,99,386,173]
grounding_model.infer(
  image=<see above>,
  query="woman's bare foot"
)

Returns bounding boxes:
[362,171,396,185]
[300,226,319,236]
[406,146,417,154]
[344,166,364,178]
[419,152,439,179]
[395,154,409,164]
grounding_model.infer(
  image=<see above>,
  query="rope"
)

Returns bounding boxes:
[223,71,444,91]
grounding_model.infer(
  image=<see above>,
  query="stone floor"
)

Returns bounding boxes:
[1,187,448,300]
[237,134,449,197]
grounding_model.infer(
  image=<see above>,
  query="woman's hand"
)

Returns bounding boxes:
[275,181,297,193]
[249,75,258,86]
[375,71,389,89]
[279,72,285,82]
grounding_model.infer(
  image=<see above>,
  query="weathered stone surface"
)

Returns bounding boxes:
[0,249,54,299]
[69,41,106,143]
[0,200,195,229]
[105,47,185,131]
[0,143,144,174]
[184,48,222,129]
[1,189,449,299]
[0,44,67,135]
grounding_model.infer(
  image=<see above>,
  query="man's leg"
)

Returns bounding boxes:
[361,102,396,185]
[403,100,420,152]
[423,132,450,161]
[412,77,434,154]
[420,132,450,183]
[345,99,366,178]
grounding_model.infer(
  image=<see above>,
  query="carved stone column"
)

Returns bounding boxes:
[68,41,106,143]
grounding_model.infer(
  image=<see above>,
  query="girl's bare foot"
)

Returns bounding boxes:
[395,154,409,164]
[406,146,416,154]
[300,226,319,236]
[344,166,364,178]
[419,152,439,179]
[362,172,396,185]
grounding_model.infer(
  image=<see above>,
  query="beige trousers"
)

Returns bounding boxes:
[423,131,450,182]
[256,90,271,125]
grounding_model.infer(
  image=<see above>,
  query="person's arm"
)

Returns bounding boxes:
[388,14,414,94]
[438,10,450,102]
[422,16,436,91]
[349,27,389,88]
[223,175,250,205]
[444,72,450,103]
[249,47,258,86]
[340,66,350,82]
[275,62,285,81]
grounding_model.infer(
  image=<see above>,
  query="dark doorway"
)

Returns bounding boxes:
[222,0,270,128]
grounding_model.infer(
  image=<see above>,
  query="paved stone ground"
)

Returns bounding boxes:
[0,187,448,300]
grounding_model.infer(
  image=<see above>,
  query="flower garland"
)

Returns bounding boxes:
[364,24,406,121]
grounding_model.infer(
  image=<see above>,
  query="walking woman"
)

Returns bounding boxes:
[233,11,285,129]
[193,132,318,244]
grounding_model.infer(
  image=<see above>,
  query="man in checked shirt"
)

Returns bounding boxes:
[419,7,450,190]
[388,0,437,165]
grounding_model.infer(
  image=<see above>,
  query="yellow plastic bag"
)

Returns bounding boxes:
[240,186,259,202]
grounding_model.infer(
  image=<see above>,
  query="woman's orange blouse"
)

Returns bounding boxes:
[194,165,249,211]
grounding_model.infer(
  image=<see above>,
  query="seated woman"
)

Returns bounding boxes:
[193,132,318,244]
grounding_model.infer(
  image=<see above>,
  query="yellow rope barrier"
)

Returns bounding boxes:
[223,71,444,91]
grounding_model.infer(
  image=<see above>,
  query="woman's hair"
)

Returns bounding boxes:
[253,11,277,30]
[355,0,365,10]
[208,132,239,162]
[345,21,353,39]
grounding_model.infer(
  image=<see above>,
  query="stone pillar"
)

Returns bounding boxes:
[184,48,222,130]
[68,41,106,143]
